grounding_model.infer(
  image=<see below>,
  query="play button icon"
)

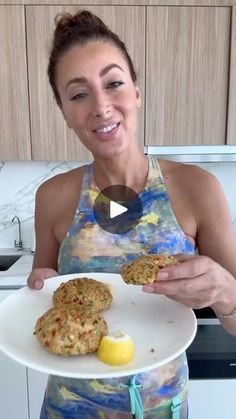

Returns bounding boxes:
[93,185,143,234]
[110,201,128,218]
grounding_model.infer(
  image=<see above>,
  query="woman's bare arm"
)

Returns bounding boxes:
[27,168,84,289]
[144,164,236,335]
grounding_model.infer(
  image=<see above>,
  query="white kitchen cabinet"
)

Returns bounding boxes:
[189,379,236,419]
[27,369,48,419]
[0,290,29,419]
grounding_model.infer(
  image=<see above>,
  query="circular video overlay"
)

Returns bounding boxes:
[93,185,143,234]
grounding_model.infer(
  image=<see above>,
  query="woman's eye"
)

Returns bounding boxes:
[70,92,88,101]
[107,81,124,89]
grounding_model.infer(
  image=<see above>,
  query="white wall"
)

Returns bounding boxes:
[0,160,235,250]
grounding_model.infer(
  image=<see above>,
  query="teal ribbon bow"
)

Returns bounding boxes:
[119,375,143,419]
[171,395,181,419]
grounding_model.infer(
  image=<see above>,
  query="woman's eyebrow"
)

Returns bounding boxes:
[65,77,87,90]
[65,64,124,90]
[99,63,124,77]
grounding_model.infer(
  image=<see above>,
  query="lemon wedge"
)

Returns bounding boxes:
[103,282,114,296]
[97,330,134,366]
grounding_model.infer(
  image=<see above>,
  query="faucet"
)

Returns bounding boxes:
[12,216,23,251]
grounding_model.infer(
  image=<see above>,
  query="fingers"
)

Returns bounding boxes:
[143,278,198,296]
[157,255,211,281]
[27,269,43,289]
[144,275,209,296]
[34,279,44,290]
[142,279,213,309]
[142,255,226,310]
[27,268,58,290]
[143,271,220,309]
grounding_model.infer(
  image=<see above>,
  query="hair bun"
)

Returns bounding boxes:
[55,10,108,35]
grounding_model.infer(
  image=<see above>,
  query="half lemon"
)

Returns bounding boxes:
[97,330,135,366]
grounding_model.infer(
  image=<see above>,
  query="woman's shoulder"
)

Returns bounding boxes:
[158,158,227,241]
[35,165,89,217]
[159,158,219,191]
[159,158,226,222]
[36,165,88,198]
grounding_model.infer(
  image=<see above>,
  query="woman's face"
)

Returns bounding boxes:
[56,41,141,159]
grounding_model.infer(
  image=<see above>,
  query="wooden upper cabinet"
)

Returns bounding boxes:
[26,5,145,160]
[227,6,236,144]
[146,6,231,146]
[0,6,31,160]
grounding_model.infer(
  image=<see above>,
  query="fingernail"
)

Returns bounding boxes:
[143,285,154,293]
[34,280,43,290]
[157,271,169,280]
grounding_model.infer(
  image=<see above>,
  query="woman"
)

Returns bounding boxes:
[28,10,236,419]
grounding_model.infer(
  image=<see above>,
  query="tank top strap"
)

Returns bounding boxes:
[146,156,165,188]
[80,163,98,193]
[78,163,99,213]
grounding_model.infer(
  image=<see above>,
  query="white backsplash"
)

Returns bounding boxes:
[0,161,85,249]
[0,160,235,249]
[198,162,236,233]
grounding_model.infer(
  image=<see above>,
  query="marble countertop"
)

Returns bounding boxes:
[0,249,34,287]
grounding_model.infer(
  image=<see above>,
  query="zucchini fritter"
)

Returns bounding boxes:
[121,254,178,285]
[34,305,108,355]
[52,277,113,311]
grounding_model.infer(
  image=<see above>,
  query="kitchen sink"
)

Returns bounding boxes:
[0,255,22,271]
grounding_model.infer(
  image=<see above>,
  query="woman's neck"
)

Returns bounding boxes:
[92,151,149,194]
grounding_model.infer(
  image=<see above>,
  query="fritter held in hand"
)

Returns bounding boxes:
[34,305,108,356]
[52,277,113,311]
[121,254,179,285]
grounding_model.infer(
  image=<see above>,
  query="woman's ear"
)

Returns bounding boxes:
[135,86,141,108]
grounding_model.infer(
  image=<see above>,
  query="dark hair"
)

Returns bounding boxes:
[47,10,137,107]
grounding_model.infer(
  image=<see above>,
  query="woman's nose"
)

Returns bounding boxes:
[92,93,111,118]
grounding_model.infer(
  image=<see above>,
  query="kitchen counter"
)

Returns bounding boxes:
[0,250,34,287]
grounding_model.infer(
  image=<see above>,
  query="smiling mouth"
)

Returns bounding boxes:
[94,123,119,134]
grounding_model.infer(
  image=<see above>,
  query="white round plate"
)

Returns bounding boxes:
[0,273,197,378]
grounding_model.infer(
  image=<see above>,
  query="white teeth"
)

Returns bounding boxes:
[96,123,118,133]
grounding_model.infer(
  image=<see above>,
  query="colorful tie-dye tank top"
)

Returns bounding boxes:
[42,157,195,419]
[58,157,194,274]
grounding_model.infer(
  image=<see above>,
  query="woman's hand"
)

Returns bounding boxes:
[27,268,58,290]
[142,254,236,314]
